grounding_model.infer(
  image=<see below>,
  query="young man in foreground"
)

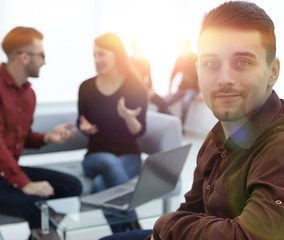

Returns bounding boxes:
[101,1,284,239]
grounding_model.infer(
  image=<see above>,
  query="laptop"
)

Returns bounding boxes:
[80,144,192,211]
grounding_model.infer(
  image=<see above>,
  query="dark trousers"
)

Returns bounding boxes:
[99,229,153,240]
[0,166,82,229]
[104,208,141,233]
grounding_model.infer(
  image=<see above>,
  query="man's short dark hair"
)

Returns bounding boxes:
[199,1,276,64]
[2,26,43,56]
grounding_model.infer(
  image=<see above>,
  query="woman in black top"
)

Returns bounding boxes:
[78,33,148,232]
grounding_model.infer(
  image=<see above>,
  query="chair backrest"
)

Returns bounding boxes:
[137,111,183,154]
[22,112,87,155]
[22,110,182,155]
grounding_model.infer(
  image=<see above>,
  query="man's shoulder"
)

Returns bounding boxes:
[0,67,7,95]
[272,98,284,126]
[0,65,6,83]
[259,106,284,145]
[271,107,284,134]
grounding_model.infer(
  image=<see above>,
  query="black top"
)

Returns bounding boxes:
[78,76,148,156]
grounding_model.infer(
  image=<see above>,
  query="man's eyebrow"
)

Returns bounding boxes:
[233,52,257,59]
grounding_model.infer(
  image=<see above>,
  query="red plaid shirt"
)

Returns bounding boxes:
[0,63,45,190]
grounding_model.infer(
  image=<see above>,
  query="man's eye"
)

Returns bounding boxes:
[237,60,249,66]
[199,59,220,70]
[207,61,218,68]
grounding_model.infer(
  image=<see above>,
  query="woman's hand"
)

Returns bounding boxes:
[117,97,142,120]
[79,115,98,135]
[117,97,142,135]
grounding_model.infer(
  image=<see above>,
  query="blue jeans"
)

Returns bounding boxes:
[165,89,198,125]
[82,152,141,192]
[83,152,142,233]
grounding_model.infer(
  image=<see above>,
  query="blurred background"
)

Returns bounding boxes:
[0,0,283,104]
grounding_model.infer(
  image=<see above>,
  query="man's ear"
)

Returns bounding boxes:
[17,52,30,64]
[269,57,280,87]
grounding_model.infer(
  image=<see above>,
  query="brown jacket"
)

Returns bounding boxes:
[152,91,284,240]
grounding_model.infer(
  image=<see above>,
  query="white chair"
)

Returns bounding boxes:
[137,111,183,154]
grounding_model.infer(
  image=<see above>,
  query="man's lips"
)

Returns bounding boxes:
[215,93,241,101]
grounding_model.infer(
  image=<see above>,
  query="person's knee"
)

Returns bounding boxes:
[83,153,118,169]
[92,175,107,192]
[62,175,82,196]
[72,177,83,195]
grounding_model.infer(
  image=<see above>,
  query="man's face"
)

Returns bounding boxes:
[197,28,279,122]
[24,39,46,78]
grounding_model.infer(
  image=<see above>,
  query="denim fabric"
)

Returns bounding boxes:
[82,152,142,233]
[83,152,141,192]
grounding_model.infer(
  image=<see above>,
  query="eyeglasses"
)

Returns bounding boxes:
[16,51,45,60]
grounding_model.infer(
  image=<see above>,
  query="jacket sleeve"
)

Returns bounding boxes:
[152,141,284,240]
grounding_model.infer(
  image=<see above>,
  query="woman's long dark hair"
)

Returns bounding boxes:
[94,33,144,85]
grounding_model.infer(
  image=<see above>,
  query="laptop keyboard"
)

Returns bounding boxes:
[105,192,133,206]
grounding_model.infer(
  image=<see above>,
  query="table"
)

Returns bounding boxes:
[33,196,163,240]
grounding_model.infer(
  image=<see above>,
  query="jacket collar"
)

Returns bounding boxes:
[211,91,282,150]
[0,63,31,89]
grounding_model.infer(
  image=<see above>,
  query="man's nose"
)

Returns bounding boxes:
[217,63,235,87]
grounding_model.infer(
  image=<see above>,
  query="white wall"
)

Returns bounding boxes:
[0,0,283,104]
[0,0,98,103]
